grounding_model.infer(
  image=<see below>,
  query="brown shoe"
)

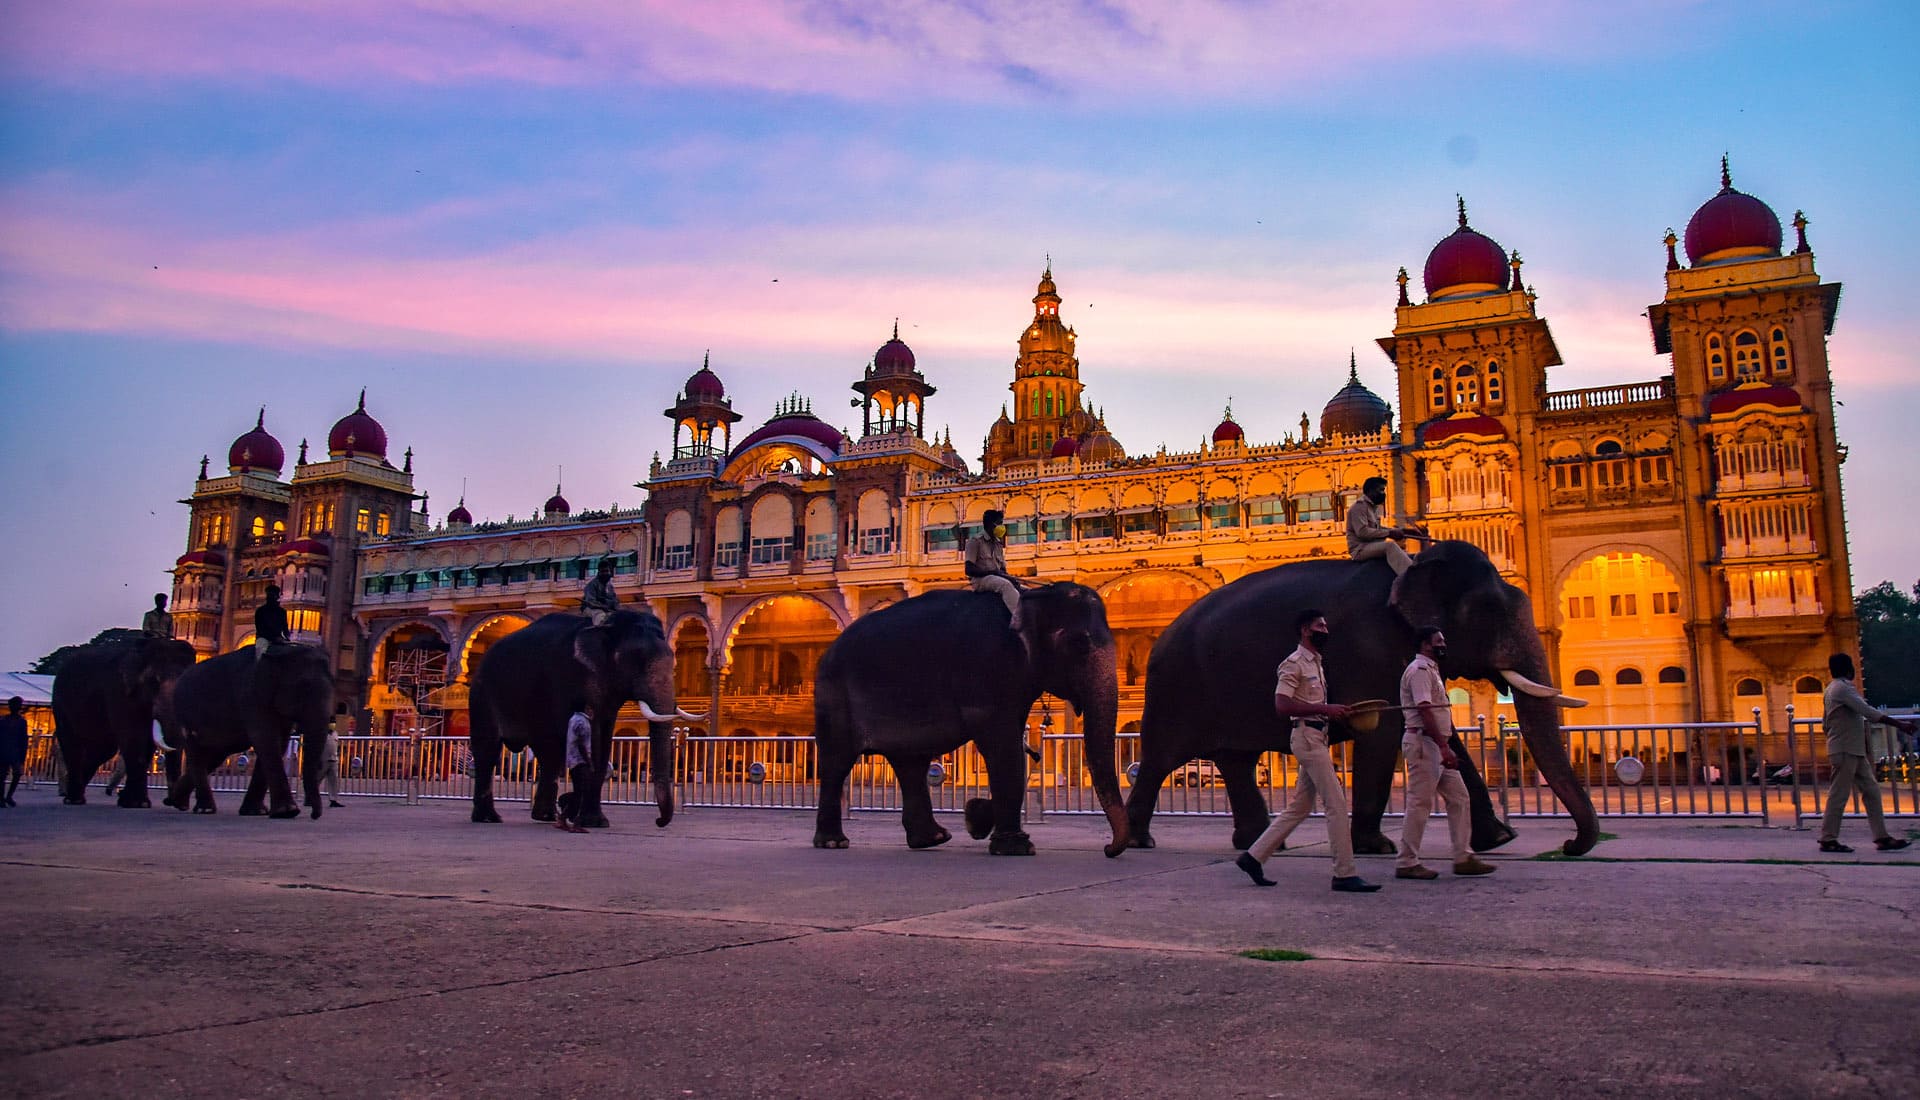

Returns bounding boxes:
[1453,856,1496,876]
[1395,866,1439,880]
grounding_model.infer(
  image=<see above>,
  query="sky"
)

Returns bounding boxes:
[1,1,1917,671]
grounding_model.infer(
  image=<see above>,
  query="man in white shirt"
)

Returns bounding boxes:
[1396,626,1495,879]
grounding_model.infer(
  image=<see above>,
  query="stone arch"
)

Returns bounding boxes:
[1554,547,1690,725]
[368,616,454,656]
[454,611,538,681]
[719,592,848,671]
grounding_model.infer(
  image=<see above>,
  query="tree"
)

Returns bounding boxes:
[1857,580,1920,707]
[30,628,148,676]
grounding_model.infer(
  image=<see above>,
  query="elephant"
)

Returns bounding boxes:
[52,634,198,807]
[468,609,698,829]
[1125,540,1599,857]
[812,582,1130,857]
[161,643,335,819]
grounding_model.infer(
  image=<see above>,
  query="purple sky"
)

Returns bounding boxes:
[2,1,1916,671]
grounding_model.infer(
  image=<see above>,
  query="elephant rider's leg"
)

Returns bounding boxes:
[1351,538,1412,575]
[972,575,1023,631]
[891,753,950,849]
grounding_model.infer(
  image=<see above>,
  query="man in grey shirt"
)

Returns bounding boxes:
[556,705,594,834]
[1817,652,1915,853]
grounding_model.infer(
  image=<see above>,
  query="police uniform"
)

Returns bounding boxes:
[965,530,1021,628]
[1243,643,1357,879]
[1397,652,1472,871]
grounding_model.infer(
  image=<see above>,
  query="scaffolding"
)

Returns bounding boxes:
[384,644,449,738]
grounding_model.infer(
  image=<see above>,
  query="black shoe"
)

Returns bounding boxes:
[328,800,344,808]
[1235,852,1277,887]
[1818,840,1853,853]
[1875,837,1910,851]
[1331,876,1381,893]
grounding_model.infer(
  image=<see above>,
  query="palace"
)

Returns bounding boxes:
[170,162,1861,766]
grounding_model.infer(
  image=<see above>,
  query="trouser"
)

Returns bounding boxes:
[1351,538,1412,575]
[1819,751,1889,843]
[3,763,21,799]
[321,755,339,800]
[1246,724,1356,879]
[972,575,1022,628]
[589,610,613,627]
[562,764,593,821]
[1398,734,1471,868]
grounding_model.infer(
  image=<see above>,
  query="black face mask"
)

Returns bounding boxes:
[1366,491,1386,506]
[1310,629,1332,648]
[1431,646,1448,661]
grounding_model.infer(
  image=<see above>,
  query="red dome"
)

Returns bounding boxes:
[544,489,571,516]
[446,501,473,525]
[1211,418,1244,444]
[1422,415,1507,444]
[1685,160,1782,265]
[732,411,844,456]
[175,549,227,567]
[278,538,330,557]
[228,409,285,474]
[1050,435,1080,457]
[1708,384,1800,416]
[327,389,388,459]
[874,322,917,376]
[1423,200,1510,299]
[684,358,726,401]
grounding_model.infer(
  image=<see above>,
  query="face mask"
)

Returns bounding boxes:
[992,525,1007,539]
[1367,491,1385,506]
[1432,646,1448,661]
[1310,629,1331,648]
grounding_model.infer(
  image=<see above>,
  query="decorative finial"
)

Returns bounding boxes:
[403,446,413,474]
[1044,252,1051,276]
[892,318,899,340]
[198,454,209,479]
[460,477,468,504]
[1395,266,1410,307]
[1300,411,1311,440]
[356,386,367,412]
[1348,349,1359,382]
[1792,210,1809,254]
[1664,228,1679,271]
[1720,153,1731,191]
[420,490,429,514]
[703,349,710,369]
[1509,249,1523,286]
[255,406,266,429]
[1456,195,1468,228]
[1222,396,1234,421]
[297,438,308,464]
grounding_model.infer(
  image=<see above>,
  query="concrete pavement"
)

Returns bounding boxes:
[3,788,1916,1098]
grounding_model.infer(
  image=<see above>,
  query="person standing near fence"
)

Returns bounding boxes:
[0,697,28,807]
[1817,652,1916,853]
[1235,609,1379,893]
[1394,627,1496,880]
[322,710,348,809]
[556,704,593,833]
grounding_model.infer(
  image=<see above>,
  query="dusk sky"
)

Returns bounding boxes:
[2,1,1916,672]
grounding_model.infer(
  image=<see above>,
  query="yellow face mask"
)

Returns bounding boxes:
[992,525,1008,539]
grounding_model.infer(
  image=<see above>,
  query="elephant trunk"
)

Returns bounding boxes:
[1076,642,1130,858]
[1509,688,1599,856]
[643,663,676,829]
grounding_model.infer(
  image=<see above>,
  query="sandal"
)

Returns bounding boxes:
[1875,837,1911,851]
[1818,840,1853,853]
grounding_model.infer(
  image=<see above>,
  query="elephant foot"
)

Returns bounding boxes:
[1351,833,1397,856]
[193,803,217,815]
[268,806,300,820]
[962,798,995,841]
[1127,831,1157,850]
[577,811,610,829]
[161,795,177,808]
[1471,821,1519,853]
[472,807,502,824]
[988,831,1036,856]
[63,795,84,805]
[906,825,952,850]
[118,795,151,809]
[530,806,557,823]
[238,805,266,817]
[812,832,850,849]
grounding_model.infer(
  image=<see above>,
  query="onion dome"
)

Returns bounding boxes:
[543,485,571,517]
[731,394,845,455]
[1079,424,1124,464]
[1685,156,1783,266]
[1708,384,1801,416]
[228,408,285,475]
[1321,353,1392,438]
[278,538,331,556]
[446,496,473,527]
[1422,415,1507,444]
[1050,435,1080,458]
[175,549,227,568]
[936,430,968,472]
[1211,401,1244,445]
[683,353,726,401]
[1423,197,1511,300]
[327,389,388,459]
[874,320,917,377]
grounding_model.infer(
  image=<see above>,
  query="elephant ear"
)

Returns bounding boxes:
[1393,542,1462,634]
[572,624,616,694]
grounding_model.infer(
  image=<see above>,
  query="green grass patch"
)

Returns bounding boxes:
[1239,948,1314,963]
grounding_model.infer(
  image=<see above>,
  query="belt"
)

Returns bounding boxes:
[1293,719,1328,730]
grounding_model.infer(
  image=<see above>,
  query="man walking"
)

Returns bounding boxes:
[582,560,620,626]
[1817,652,1915,853]
[1395,627,1496,880]
[0,697,28,807]
[142,593,174,638]
[1236,609,1379,893]
[556,704,594,833]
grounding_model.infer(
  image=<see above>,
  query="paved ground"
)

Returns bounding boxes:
[3,787,1916,1099]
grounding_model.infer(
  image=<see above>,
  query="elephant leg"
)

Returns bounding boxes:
[1124,748,1181,849]
[62,749,101,805]
[470,738,502,824]
[237,758,269,815]
[574,716,613,830]
[979,738,1033,856]
[1218,753,1271,852]
[890,753,950,849]
[117,738,155,809]
[1451,732,1517,852]
[530,752,560,822]
[161,749,183,807]
[1346,731,1400,855]
[812,739,858,849]
[255,725,299,819]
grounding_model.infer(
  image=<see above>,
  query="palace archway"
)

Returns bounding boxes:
[1555,551,1690,741]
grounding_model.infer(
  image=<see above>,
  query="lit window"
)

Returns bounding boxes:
[356,508,371,533]
[1732,330,1762,378]
[376,512,391,536]
[1453,364,1479,408]
[1769,327,1791,376]
[1609,593,1639,617]
[252,516,266,539]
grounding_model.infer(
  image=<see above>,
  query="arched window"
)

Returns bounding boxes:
[1044,391,1054,416]
[1794,676,1821,694]
[1769,327,1792,376]
[1735,677,1764,697]
[1593,439,1627,489]
[1573,669,1601,687]
[1453,364,1479,408]
[251,516,266,539]
[1615,667,1644,685]
[1485,360,1502,404]
[1732,330,1762,378]
[1430,367,1448,413]
[1030,394,1040,416]
[1706,333,1726,382]
[1658,666,1687,683]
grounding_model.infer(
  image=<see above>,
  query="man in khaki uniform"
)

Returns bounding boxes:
[1235,609,1379,893]
[1346,476,1414,575]
[142,593,174,638]
[965,509,1021,631]
[1396,626,1495,879]
[1817,652,1915,853]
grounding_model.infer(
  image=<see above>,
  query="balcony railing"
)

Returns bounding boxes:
[1544,378,1674,413]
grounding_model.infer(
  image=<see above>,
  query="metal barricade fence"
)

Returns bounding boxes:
[1785,708,1920,828]
[1465,713,1771,821]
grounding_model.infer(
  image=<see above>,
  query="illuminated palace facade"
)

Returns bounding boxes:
[178,163,1861,757]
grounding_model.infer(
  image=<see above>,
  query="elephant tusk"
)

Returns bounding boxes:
[675,708,707,722]
[635,702,708,723]
[1499,669,1587,708]
[152,720,177,752]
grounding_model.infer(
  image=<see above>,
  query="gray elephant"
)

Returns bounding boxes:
[52,634,198,807]
[468,610,698,828]
[163,644,335,819]
[812,582,1130,857]
[1126,540,1599,857]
